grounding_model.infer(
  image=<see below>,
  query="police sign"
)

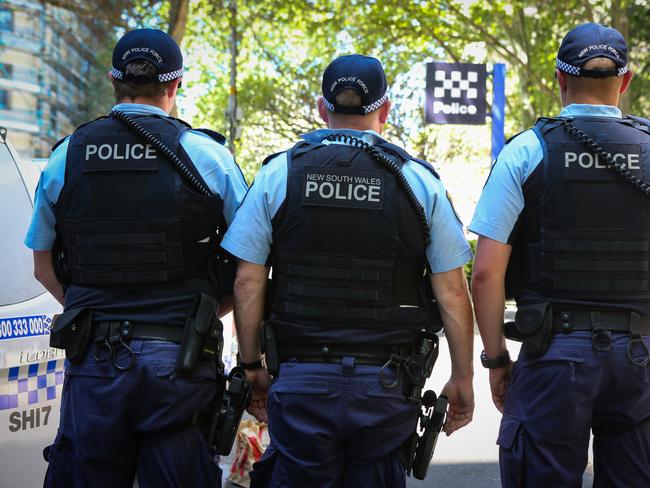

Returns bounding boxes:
[425,62,487,125]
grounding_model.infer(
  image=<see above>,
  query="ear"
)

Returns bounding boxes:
[556,69,568,92]
[107,70,115,81]
[167,78,182,98]
[619,70,633,95]
[377,99,391,124]
[317,97,329,124]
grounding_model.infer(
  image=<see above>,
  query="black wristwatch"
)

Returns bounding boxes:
[237,354,263,370]
[480,350,511,369]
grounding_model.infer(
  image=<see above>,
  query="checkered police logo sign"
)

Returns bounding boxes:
[425,62,487,125]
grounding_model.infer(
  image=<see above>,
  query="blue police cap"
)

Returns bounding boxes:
[322,54,388,115]
[556,23,628,78]
[111,28,183,83]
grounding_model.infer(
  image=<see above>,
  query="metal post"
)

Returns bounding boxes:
[228,0,237,155]
[491,63,506,162]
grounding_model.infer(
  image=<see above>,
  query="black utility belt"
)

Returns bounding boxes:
[278,342,413,365]
[552,310,650,335]
[92,321,184,344]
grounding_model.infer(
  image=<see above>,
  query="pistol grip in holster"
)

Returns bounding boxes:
[175,293,221,375]
[410,393,448,480]
[195,366,252,456]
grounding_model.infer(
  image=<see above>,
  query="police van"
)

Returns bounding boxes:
[0,128,63,487]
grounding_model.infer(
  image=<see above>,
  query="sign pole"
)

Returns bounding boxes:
[491,63,506,161]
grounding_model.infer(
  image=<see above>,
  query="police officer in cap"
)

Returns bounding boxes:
[25,28,248,487]
[471,23,650,486]
[222,54,475,487]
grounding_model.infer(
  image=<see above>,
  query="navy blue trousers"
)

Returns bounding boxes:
[498,332,650,488]
[250,358,420,488]
[43,340,221,488]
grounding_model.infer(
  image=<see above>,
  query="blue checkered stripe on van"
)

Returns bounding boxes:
[0,359,65,410]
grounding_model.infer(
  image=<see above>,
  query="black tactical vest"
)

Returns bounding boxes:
[506,116,650,315]
[54,114,224,296]
[267,139,440,345]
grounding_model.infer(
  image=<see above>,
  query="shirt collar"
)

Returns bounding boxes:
[111,103,169,117]
[560,103,622,118]
[302,128,387,145]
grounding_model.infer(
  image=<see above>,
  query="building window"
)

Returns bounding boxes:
[0,63,12,80]
[0,8,13,32]
[0,90,9,110]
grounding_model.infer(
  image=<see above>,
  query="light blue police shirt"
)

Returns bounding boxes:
[469,104,623,243]
[221,128,472,273]
[24,103,248,251]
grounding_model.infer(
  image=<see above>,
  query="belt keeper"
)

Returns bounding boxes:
[630,311,641,335]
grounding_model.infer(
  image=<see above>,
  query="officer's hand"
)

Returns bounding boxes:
[245,368,271,424]
[440,376,474,436]
[488,360,514,414]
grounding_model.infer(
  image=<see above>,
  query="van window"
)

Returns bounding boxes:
[0,142,45,305]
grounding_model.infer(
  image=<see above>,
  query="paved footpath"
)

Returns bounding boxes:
[406,337,594,487]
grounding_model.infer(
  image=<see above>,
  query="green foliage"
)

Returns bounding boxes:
[464,239,478,285]
[64,0,650,179]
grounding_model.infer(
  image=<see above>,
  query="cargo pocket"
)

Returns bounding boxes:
[43,436,75,488]
[496,414,524,488]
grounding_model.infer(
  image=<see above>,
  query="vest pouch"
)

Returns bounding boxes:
[50,308,92,364]
[176,293,219,375]
[514,302,553,357]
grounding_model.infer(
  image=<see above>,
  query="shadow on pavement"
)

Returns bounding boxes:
[406,462,594,487]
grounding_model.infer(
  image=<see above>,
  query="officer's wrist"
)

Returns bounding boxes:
[237,353,264,370]
[480,350,510,369]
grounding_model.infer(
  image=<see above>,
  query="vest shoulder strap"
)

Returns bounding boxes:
[51,135,70,153]
[192,128,227,145]
[376,141,440,179]
[262,150,287,166]
[625,115,650,136]
[534,116,568,137]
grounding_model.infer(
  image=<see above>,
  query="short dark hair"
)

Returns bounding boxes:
[334,89,363,109]
[112,60,174,101]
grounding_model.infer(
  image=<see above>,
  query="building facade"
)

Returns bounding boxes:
[0,0,93,160]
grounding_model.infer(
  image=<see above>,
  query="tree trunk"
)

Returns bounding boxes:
[611,0,630,114]
[168,0,190,117]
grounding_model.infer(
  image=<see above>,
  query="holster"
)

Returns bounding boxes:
[49,308,92,364]
[508,302,553,357]
[175,293,223,375]
[404,332,439,401]
[261,322,280,376]
[193,366,252,455]
[405,392,448,480]
[214,249,237,295]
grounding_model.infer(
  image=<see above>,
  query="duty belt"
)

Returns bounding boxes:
[553,310,650,335]
[91,321,184,371]
[278,342,413,366]
[92,321,184,343]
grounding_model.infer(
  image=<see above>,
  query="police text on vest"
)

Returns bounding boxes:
[301,166,385,210]
[564,151,640,170]
[85,143,157,161]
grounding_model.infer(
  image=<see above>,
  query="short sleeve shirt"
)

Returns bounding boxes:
[469,104,623,243]
[222,128,472,273]
[25,103,248,251]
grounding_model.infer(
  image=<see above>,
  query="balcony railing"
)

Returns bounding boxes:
[0,28,41,54]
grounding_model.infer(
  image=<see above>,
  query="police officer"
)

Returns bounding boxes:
[25,29,248,487]
[471,23,650,487]
[222,54,475,487]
